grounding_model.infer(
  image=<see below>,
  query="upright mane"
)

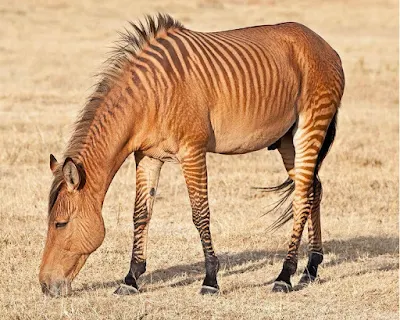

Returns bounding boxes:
[66,13,183,159]
[48,14,184,213]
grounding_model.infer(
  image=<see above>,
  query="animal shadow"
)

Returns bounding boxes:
[76,236,398,294]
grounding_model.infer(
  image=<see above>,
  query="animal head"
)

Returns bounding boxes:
[39,155,105,297]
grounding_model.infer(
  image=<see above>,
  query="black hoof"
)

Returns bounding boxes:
[200,285,219,295]
[296,274,319,290]
[272,281,293,293]
[113,283,139,295]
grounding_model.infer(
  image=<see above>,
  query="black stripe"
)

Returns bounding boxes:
[167,32,192,74]
[148,43,177,83]
[194,34,233,93]
[217,33,262,109]
[176,33,210,89]
[182,31,219,94]
[156,37,185,78]
[215,33,258,110]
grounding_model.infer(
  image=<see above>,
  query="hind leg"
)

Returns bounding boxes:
[275,130,323,287]
[278,134,324,286]
[298,177,324,286]
[272,104,337,292]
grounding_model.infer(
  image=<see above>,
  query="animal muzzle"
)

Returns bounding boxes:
[40,279,72,297]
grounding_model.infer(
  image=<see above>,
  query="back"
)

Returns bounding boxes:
[174,23,335,153]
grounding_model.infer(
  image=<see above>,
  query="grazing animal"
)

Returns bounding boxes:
[39,14,345,296]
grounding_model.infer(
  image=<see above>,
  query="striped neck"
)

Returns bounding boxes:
[64,84,140,204]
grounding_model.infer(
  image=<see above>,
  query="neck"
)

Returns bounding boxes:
[65,82,142,205]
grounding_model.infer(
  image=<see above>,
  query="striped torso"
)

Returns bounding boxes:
[122,22,342,158]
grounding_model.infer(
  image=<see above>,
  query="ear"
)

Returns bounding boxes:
[62,157,86,192]
[50,154,59,174]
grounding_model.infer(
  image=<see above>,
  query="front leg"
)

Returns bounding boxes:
[181,150,220,295]
[114,154,163,295]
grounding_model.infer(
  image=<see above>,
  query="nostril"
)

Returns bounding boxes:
[41,282,49,295]
[40,281,69,297]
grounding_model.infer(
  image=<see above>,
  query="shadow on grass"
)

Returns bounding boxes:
[75,235,399,294]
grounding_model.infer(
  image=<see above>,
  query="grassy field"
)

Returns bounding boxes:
[0,0,398,319]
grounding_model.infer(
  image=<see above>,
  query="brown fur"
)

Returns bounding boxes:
[48,14,183,213]
[40,14,344,296]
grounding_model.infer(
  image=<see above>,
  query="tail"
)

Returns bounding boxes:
[263,112,338,231]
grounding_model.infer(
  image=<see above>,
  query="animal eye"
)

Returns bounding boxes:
[55,221,68,228]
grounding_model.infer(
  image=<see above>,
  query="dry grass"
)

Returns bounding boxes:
[0,0,398,319]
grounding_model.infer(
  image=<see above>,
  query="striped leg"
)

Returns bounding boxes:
[115,154,163,295]
[277,132,324,287]
[298,177,323,285]
[181,150,219,295]
[273,108,335,292]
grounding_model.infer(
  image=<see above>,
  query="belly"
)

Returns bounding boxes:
[207,106,296,154]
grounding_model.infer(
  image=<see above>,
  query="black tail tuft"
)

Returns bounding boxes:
[264,112,338,231]
[262,177,295,232]
[253,176,293,194]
